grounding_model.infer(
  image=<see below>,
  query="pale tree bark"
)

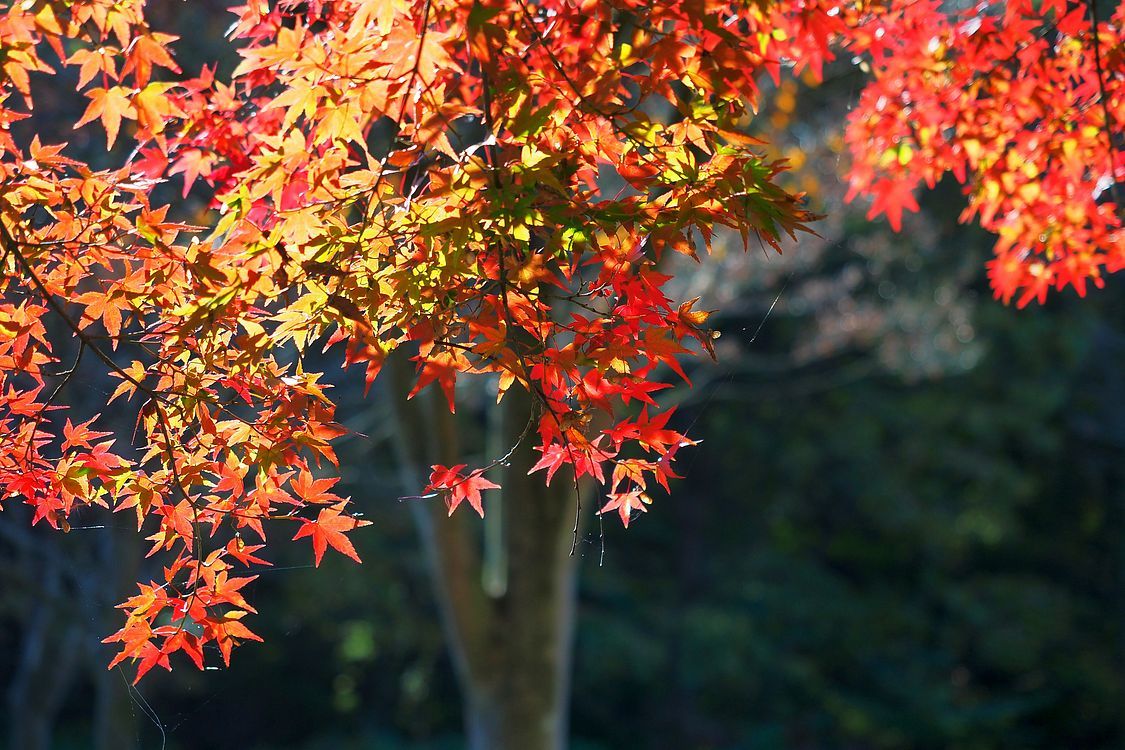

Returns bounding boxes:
[386,355,581,750]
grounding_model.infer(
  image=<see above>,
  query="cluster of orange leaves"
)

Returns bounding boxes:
[0,0,1120,680]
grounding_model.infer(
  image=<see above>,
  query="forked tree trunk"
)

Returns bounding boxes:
[387,357,581,750]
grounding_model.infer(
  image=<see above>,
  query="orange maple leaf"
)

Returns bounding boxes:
[74,86,135,148]
[292,507,371,566]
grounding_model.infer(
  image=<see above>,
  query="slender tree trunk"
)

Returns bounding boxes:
[386,356,580,750]
[464,385,579,750]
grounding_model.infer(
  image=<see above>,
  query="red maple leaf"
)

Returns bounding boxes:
[863,178,920,232]
[427,464,500,517]
[599,490,651,528]
[409,351,471,412]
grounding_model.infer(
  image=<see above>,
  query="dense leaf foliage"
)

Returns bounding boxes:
[0,0,1120,680]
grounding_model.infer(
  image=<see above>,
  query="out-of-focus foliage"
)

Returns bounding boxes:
[566,70,1125,745]
[576,292,1125,750]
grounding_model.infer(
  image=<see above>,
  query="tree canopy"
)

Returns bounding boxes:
[0,0,1121,682]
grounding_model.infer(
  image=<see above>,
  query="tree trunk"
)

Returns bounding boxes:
[463,385,579,750]
[386,357,580,750]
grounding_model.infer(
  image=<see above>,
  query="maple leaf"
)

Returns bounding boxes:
[74,290,126,341]
[133,82,181,135]
[599,490,651,528]
[130,641,173,683]
[74,86,135,148]
[162,630,205,671]
[642,329,692,384]
[67,47,120,89]
[292,507,372,566]
[528,442,569,486]
[61,418,112,452]
[204,611,264,667]
[290,470,344,505]
[427,464,500,517]
[206,571,259,613]
[121,32,180,88]
[862,178,921,232]
[409,351,471,412]
[170,149,218,196]
[635,408,693,455]
[226,537,270,567]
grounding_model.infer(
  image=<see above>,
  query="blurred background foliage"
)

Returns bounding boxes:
[2,3,1123,748]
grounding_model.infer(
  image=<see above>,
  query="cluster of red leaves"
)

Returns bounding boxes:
[1,0,1120,680]
[772,0,1124,306]
[724,0,1123,305]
